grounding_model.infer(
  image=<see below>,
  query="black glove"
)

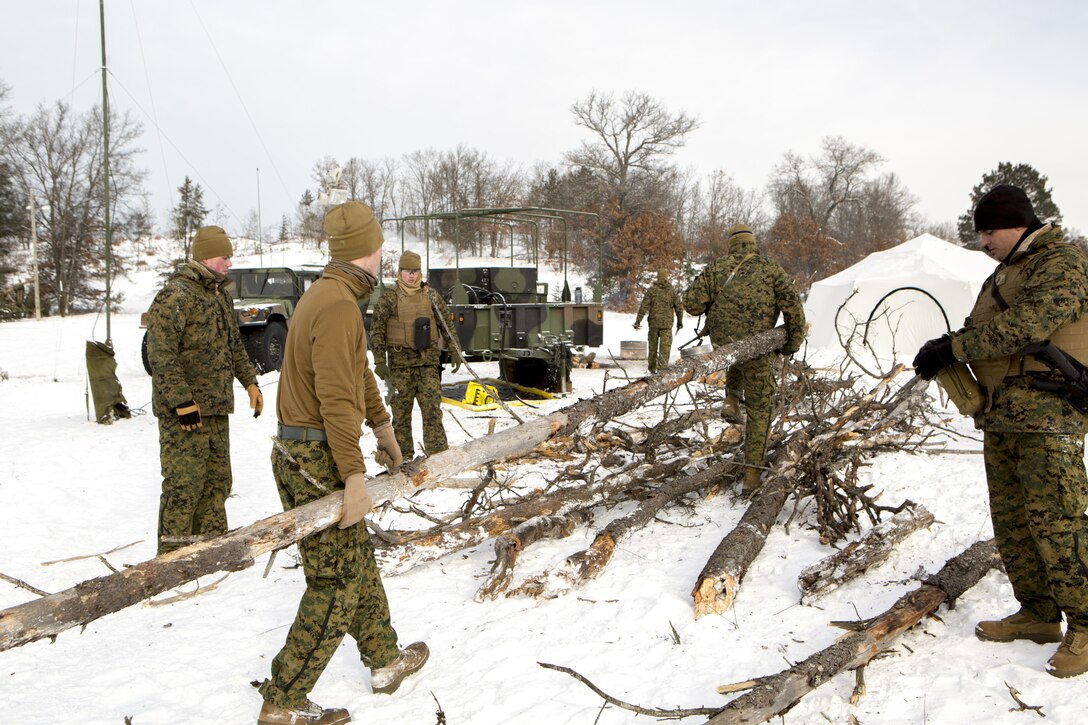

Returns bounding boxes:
[676,321,683,332]
[175,400,202,431]
[780,342,799,356]
[913,334,956,381]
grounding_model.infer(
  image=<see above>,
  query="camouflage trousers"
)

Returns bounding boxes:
[260,439,400,708]
[156,414,232,555]
[388,364,448,457]
[984,431,1088,631]
[647,326,673,373]
[726,357,777,468]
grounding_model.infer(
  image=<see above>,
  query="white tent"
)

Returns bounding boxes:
[804,233,997,366]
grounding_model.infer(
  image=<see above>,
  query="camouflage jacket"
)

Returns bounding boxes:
[951,224,1088,433]
[682,238,806,353]
[146,261,257,418]
[370,282,454,368]
[635,279,683,329]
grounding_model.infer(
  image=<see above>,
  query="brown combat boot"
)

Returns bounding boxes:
[721,396,742,423]
[975,611,1063,644]
[371,641,429,694]
[742,468,762,492]
[1047,630,1088,678]
[257,699,350,725]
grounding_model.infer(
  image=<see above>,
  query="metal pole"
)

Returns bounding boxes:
[27,188,41,320]
[256,167,263,265]
[99,0,113,346]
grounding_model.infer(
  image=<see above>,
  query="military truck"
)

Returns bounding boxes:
[140,265,378,375]
[385,206,605,393]
[427,265,603,392]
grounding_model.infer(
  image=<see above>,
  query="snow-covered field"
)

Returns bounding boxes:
[1,250,1086,724]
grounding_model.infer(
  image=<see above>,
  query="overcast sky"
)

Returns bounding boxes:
[4,1,1087,238]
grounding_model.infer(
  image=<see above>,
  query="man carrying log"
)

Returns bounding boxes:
[913,184,1088,679]
[257,201,428,725]
[683,224,806,491]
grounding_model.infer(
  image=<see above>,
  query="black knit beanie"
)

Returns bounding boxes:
[973,184,1036,232]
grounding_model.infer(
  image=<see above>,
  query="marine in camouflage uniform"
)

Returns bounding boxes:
[145,226,260,555]
[259,202,424,724]
[914,185,1088,678]
[370,250,456,458]
[634,269,683,373]
[683,224,805,491]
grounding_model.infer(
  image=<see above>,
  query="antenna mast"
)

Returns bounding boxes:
[99,0,113,346]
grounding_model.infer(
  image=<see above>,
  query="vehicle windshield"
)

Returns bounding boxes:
[231,271,295,298]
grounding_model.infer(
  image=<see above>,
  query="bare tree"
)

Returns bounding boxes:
[4,101,146,315]
[565,90,699,211]
[767,136,914,284]
[769,136,882,237]
[401,148,442,241]
[688,170,767,265]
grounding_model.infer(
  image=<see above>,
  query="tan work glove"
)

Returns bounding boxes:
[372,421,404,470]
[246,383,263,418]
[175,400,202,431]
[338,472,374,529]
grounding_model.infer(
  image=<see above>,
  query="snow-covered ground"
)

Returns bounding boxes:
[1,249,1086,724]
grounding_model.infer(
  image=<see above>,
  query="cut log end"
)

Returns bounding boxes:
[692,574,736,619]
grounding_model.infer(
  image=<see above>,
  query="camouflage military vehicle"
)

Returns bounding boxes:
[141,264,378,375]
[384,206,605,393]
[226,265,323,372]
[427,265,603,392]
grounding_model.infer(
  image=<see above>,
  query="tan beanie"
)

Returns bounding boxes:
[191,226,233,260]
[324,201,384,261]
[399,250,422,270]
[728,224,755,244]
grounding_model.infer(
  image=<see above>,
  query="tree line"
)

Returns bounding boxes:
[0,78,1072,318]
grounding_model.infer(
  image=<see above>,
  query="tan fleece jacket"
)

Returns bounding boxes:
[276,261,390,478]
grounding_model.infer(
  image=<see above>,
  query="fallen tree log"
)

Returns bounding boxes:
[513,459,739,600]
[798,505,935,603]
[0,329,785,653]
[692,370,923,619]
[691,431,810,619]
[709,539,1000,725]
[380,459,685,577]
[474,508,596,602]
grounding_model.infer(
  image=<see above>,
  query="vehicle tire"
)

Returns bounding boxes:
[251,319,287,373]
[141,331,152,376]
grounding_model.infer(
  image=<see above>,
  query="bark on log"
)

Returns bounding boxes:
[474,508,596,602]
[707,539,1000,725]
[692,369,924,619]
[798,505,935,603]
[0,329,785,652]
[691,432,810,619]
[0,499,340,652]
[516,459,739,599]
[378,460,685,577]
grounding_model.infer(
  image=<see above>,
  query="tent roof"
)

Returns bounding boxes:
[815,233,995,287]
[803,234,996,364]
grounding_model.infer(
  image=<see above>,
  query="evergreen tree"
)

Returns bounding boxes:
[278,214,289,243]
[172,177,208,257]
[957,162,1061,243]
[0,160,25,318]
[296,189,321,243]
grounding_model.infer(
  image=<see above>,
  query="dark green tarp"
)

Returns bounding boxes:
[86,340,131,424]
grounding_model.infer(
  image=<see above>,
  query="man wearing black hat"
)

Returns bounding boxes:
[913,184,1088,678]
